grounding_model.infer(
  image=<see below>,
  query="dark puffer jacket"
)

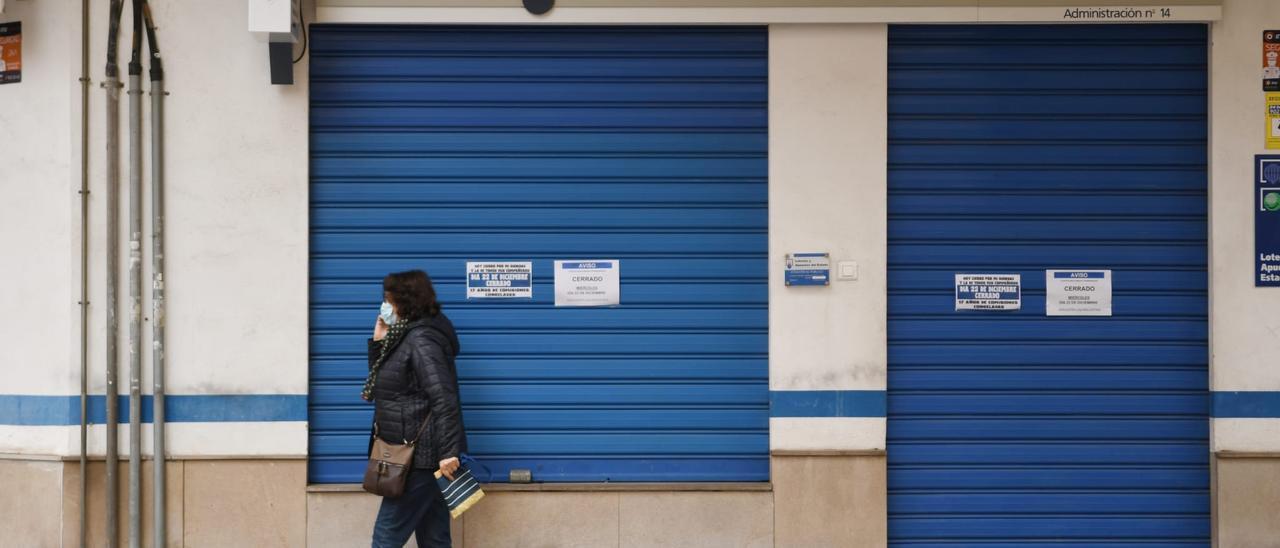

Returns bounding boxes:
[367,313,466,471]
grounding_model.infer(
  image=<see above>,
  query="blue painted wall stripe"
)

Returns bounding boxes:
[1212,391,1280,418]
[770,390,887,418]
[769,391,1280,418]
[4,391,1276,423]
[0,395,307,425]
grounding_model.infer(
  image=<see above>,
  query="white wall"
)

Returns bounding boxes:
[768,24,888,451]
[1210,0,1280,392]
[313,1,1220,25]
[0,0,75,397]
[77,0,311,396]
[1210,0,1280,452]
[142,1,309,395]
[0,0,309,457]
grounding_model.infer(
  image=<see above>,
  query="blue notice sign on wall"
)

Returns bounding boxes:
[785,252,830,286]
[1257,155,1280,286]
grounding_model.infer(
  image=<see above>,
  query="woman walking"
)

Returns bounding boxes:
[366,269,467,548]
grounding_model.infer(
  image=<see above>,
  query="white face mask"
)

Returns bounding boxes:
[379,301,399,325]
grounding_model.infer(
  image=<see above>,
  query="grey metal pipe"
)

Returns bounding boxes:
[126,1,144,543]
[150,76,166,544]
[104,0,126,544]
[126,86,143,548]
[143,0,166,540]
[105,71,121,546]
[78,0,90,546]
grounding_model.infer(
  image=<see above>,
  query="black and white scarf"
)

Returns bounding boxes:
[361,319,410,402]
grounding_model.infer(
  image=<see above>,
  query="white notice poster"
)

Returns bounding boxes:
[466,262,533,299]
[554,260,620,307]
[1045,270,1112,316]
[955,274,1022,311]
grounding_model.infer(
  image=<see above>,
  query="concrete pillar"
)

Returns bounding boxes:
[768,23,889,547]
[1210,1,1280,545]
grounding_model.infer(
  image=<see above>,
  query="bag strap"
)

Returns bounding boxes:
[371,414,431,446]
[407,414,431,446]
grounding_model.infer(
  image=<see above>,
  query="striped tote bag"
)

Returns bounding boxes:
[434,455,487,519]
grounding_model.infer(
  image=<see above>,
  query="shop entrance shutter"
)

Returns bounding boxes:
[887,25,1209,545]
[307,26,768,483]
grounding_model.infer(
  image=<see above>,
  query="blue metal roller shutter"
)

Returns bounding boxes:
[307,26,768,483]
[887,25,1209,545]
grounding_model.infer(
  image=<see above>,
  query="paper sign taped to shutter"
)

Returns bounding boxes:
[554,260,620,307]
[1046,270,1112,316]
[955,274,1021,311]
[466,262,532,299]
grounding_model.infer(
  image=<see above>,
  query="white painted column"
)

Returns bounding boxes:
[768,24,888,452]
[1210,0,1280,454]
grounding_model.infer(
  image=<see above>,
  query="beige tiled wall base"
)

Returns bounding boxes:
[463,492,619,547]
[61,460,184,548]
[21,456,873,546]
[183,460,307,547]
[1216,457,1280,548]
[45,459,303,548]
[772,455,887,547]
[306,490,466,547]
[308,489,773,548]
[618,492,773,548]
[0,459,64,547]
[307,490,384,547]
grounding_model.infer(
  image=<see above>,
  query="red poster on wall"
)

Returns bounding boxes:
[0,21,19,84]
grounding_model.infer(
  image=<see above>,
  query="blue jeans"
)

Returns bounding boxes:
[371,469,452,548]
